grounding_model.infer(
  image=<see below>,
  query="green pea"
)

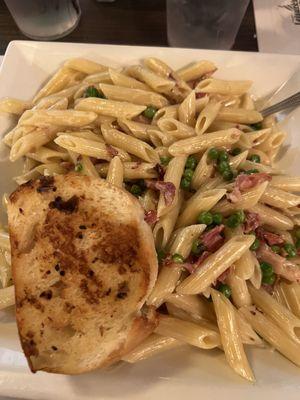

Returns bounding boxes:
[250,238,260,251]
[84,86,105,98]
[130,184,143,196]
[294,229,300,239]
[219,150,229,162]
[186,155,197,170]
[296,239,300,250]
[208,147,219,160]
[183,168,194,180]
[251,122,263,130]
[231,147,242,156]
[74,163,83,172]
[260,261,274,277]
[262,273,276,285]
[249,154,261,163]
[244,169,260,175]
[191,240,206,255]
[160,156,171,166]
[212,213,223,225]
[180,177,191,190]
[222,169,234,181]
[172,253,184,263]
[271,245,281,254]
[218,160,230,174]
[157,249,166,263]
[143,105,157,119]
[197,211,213,225]
[226,211,244,228]
[218,284,231,298]
[284,243,297,258]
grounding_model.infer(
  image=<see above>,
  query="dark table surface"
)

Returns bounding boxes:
[0,0,258,55]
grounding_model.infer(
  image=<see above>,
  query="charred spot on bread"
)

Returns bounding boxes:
[39,290,53,300]
[49,196,79,214]
[37,176,57,193]
[116,281,129,299]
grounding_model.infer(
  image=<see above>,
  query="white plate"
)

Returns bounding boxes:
[0,41,300,400]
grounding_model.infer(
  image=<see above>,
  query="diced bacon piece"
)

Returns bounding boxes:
[256,227,284,246]
[144,210,158,225]
[201,225,225,252]
[217,267,231,284]
[155,163,165,180]
[244,212,260,234]
[145,180,176,206]
[256,243,300,282]
[228,172,271,203]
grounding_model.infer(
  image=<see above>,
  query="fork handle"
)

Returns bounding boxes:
[261,91,300,118]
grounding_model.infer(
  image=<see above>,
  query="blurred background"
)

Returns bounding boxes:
[0,0,258,54]
[1,0,299,55]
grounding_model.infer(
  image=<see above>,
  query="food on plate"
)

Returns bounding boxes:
[7,174,158,374]
[0,56,300,381]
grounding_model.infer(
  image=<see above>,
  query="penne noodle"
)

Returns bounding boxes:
[249,203,294,231]
[99,83,169,108]
[168,128,241,156]
[54,134,130,162]
[211,289,255,382]
[125,65,175,94]
[235,309,264,347]
[109,69,151,91]
[20,109,97,128]
[248,285,300,343]
[165,293,214,322]
[152,105,178,124]
[195,101,222,135]
[261,186,300,209]
[122,334,183,363]
[117,118,150,142]
[212,182,269,215]
[157,118,195,140]
[191,150,214,190]
[83,71,112,85]
[80,156,99,178]
[0,98,30,115]
[226,270,252,308]
[148,224,206,307]
[96,162,157,180]
[155,314,220,350]
[177,235,255,295]
[271,176,300,192]
[178,90,196,126]
[176,189,226,228]
[27,146,69,164]
[229,150,249,169]
[216,107,263,124]
[240,305,300,367]
[153,193,182,248]
[64,58,107,74]
[75,97,146,119]
[280,282,300,319]
[240,93,255,110]
[101,124,159,163]
[106,156,124,187]
[235,250,255,280]
[196,78,252,96]
[176,60,217,82]
[14,163,67,185]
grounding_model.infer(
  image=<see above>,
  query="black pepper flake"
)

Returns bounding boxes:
[55,264,60,271]
[76,232,83,239]
[19,208,24,214]
[79,225,86,230]
[46,270,51,275]
[116,281,129,300]
[51,346,58,351]
[60,270,65,276]
[250,310,256,316]
[87,270,94,277]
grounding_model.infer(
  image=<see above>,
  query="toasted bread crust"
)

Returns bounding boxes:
[8,174,158,374]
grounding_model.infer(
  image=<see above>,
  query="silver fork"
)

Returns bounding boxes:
[261,91,300,118]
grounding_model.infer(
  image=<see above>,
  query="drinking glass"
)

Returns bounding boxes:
[4,0,81,40]
[167,0,250,49]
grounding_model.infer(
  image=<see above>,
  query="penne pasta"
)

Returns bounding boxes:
[157,118,195,140]
[176,60,217,82]
[168,128,241,156]
[195,101,222,135]
[109,69,151,91]
[280,282,300,319]
[240,305,300,367]
[106,156,123,187]
[249,203,294,231]
[75,97,146,119]
[101,124,159,163]
[117,118,150,142]
[64,57,107,74]
[196,78,252,96]
[99,83,169,108]
[211,289,255,382]
[20,109,97,128]
[125,65,175,94]
[0,285,15,310]
[226,270,252,308]
[191,150,214,190]
[177,235,255,295]
[155,314,220,350]
[261,186,300,209]
[96,161,157,180]
[0,98,30,115]
[271,176,300,192]
[178,90,196,126]
[216,107,263,124]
